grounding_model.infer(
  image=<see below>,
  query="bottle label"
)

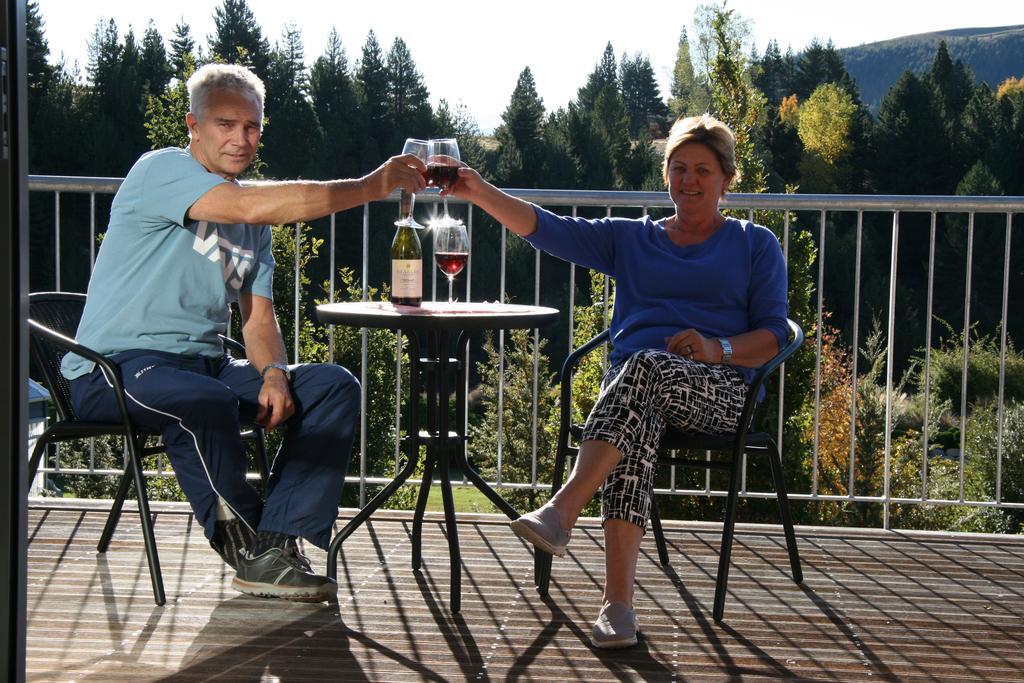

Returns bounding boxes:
[392,259,422,298]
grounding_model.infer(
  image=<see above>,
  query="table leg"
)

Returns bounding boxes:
[326,450,420,580]
[326,330,423,582]
[411,448,436,571]
[436,329,462,613]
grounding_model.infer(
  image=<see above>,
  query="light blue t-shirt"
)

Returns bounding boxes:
[61,147,276,380]
[524,205,789,385]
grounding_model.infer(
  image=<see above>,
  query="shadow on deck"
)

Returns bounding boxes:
[25,500,1024,681]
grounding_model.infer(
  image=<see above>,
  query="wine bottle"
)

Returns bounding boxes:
[391,222,422,306]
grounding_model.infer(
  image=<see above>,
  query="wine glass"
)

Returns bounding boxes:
[432,216,469,303]
[398,138,430,227]
[426,138,461,219]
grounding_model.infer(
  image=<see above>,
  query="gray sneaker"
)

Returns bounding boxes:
[590,602,640,649]
[510,504,572,557]
[232,545,337,602]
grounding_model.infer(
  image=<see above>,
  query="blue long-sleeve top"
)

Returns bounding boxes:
[524,205,789,385]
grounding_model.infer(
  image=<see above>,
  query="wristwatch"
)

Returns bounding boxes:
[260,362,292,382]
[717,338,733,364]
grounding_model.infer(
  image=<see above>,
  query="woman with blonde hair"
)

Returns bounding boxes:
[448,114,788,648]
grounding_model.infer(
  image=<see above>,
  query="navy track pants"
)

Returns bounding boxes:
[70,349,359,550]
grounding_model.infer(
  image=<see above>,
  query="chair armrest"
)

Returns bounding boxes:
[745,318,805,400]
[27,319,136,430]
[560,329,610,384]
[732,318,804,437]
[556,329,611,480]
[28,319,126,391]
[218,334,247,357]
[558,330,611,417]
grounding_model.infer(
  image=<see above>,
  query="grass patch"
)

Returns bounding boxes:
[423,485,499,513]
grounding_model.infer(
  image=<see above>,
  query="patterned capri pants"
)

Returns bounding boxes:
[580,349,748,530]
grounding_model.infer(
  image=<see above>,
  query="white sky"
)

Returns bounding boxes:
[36,0,1023,133]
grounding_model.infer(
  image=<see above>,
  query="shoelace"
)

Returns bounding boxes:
[279,544,314,573]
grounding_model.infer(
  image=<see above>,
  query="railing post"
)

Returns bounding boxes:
[883,211,900,529]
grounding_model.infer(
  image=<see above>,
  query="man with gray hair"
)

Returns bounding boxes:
[61,63,427,602]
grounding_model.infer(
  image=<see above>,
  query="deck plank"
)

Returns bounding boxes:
[25,504,1024,682]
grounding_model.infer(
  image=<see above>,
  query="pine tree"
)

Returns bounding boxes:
[385,37,433,146]
[619,132,660,190]
[169,20,196,79]
[139,22,171,96]
[930,41,973,124]
[84,20,148,174]
[539,110,579,189]
[577,42,618,112]
[26,0,55,168]
[756,41,803,190]
[569,43,634,189]
[310,29,364,178]
[753,39,796,106]
[26,0,51,90]
[356,30,391,165]
[86,18,121,95]
[116,29,148,168]
[669,28,707,116]
[957,160,1003,196]
[26,0,84,174]
[676,7,818,511]
[795,39,848,99]
[566,101,614,190]
[995,82,1024,194]
[871,71,945,193]
[262,23,322,179]
[209,0,271,79]
[592,87,631,186]
[928,41,975,191]
[494,67,546,187]
[619,52,668,137]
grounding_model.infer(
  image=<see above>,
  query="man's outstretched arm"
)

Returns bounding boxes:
[188,153,426,226]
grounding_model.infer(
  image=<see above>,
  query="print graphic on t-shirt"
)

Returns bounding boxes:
[192,221,255,292]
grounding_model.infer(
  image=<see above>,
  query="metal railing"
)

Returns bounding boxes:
[27,175,1024,528]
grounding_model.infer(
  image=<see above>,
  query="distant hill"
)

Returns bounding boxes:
[840,25,1024,111]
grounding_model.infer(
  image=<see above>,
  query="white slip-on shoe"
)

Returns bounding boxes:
[590,601,640,649]
[510,504,572,557]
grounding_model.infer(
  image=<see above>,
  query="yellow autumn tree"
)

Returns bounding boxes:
[779,93,799,126]
[797,83,857,165]
[996,75,1024,99]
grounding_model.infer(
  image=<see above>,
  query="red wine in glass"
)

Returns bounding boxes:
[434,251,468,277]
[431,217,469,302]
[424,164,459,190]
[428,140,460,218]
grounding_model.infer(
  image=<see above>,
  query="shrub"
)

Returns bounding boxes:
[919,320,1024,411]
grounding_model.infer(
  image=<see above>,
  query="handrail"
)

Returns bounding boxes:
[28,175,1024,212]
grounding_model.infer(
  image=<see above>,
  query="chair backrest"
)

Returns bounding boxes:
[28,292,88,423]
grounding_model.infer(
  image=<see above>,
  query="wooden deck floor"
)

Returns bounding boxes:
[25,500,1024,682]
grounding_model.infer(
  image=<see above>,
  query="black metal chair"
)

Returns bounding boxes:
[534,319,805,622]
[27,292,269,606]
